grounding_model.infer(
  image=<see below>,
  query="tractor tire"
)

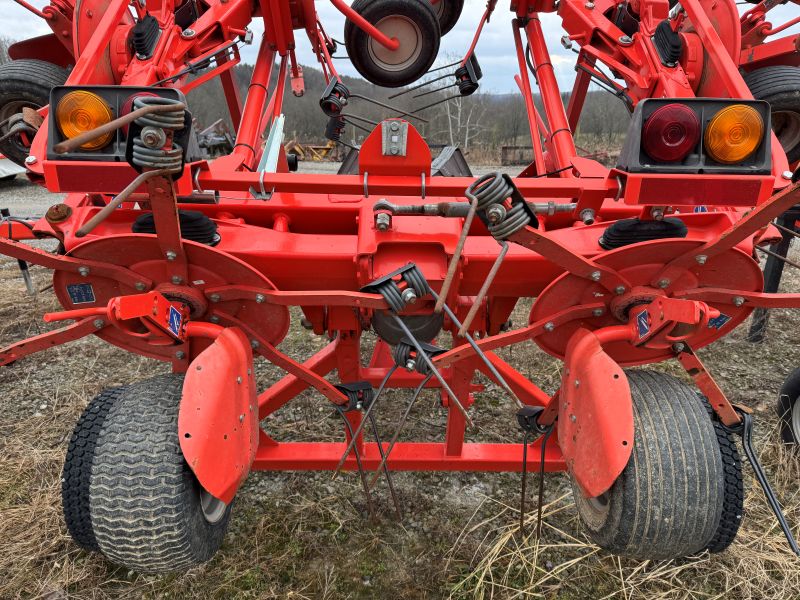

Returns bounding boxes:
[777,366,800,444]
[571,370,732,559]
[430,0,464,36]
[0,60,68,167]
[86,374,231,573]
[62,386,126,551]
[703,398,744,553]
[345,0,441,88]
[744,66,800,163]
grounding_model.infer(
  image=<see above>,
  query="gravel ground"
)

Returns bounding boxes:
[2,173,800,599]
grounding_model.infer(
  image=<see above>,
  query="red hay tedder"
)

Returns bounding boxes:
[1,0,800,573]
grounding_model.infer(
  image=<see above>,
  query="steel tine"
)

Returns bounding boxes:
[349,93,429,123]
[367,374,433,490]
[435,191,480,313]
[458,242,509,336]
[429,289,523,409]
[519,430,531,534]
[332,365,398,477]
[334,405,376,520]
[535,427,554,539]
[390,315,475,428]
[413,83,458,100]
[772,222,800,240]
[388,72,453,99]
[366,412,403,520]
[414,93,461,113]
[756,246,800,270]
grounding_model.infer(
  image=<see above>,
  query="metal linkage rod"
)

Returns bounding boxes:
[332,365,398,476]
[390,315,475,428]
[457,242,509,336]
[428,289,523,409]
[435,188,481,313]
[366,374,434,490]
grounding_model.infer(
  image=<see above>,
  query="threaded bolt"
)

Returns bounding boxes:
[401,288,418,305]
[375,213,391,232]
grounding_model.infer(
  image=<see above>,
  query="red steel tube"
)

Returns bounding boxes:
[12,0,48,19]
[524,16,577,171]
[512,20,546,175]
[233,36,276,162]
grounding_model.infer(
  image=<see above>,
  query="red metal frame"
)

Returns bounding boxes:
[2,0,800,503]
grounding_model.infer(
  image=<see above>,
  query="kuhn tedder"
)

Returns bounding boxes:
[1,0,800,574]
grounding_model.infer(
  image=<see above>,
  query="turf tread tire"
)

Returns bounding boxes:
[777,366,800,444]
[62,386,126,551]
[705,415,744,553]
[0,60,68,166]
[345,0,441,88]
[431,0,464,36]
[744,66,800,163]
[572,370,725,559]
[88,374,231,573]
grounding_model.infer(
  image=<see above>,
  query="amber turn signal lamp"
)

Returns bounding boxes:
[704,105,764,164]
[55,90,114,150]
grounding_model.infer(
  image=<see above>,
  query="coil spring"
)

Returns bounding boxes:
[467,172,531,240]
[393,340,430,375]
[376,281,405,313]
[131,96,185,172]
[325,115,347,143]
[455,66,479,96]
[467,172,512,210]
[401,266,429,297]
[320,81,349,117]
[488,202,530,240]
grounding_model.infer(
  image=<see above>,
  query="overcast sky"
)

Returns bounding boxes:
[2,0,798,93]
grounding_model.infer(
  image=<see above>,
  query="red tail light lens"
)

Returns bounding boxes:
[642,103,700,162]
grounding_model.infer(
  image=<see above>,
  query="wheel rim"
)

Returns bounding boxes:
[773,110,800,155]
[199,489,227,523]
[792,396,800,441]
[367,15,423,73]
[585,492,611,518]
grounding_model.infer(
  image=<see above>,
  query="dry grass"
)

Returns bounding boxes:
[2,243,800,598]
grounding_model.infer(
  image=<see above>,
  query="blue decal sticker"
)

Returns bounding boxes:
[66,283,95,305]
[708,313,732,330]
[637,311,650,338]
[693,206,708,213]
[168,306,183,337]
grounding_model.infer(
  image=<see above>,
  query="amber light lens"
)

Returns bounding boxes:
[704,104,764,164]
[55,91,114,150]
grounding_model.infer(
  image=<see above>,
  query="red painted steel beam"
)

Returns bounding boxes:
[195,172,609,199]
[253,440,566,472]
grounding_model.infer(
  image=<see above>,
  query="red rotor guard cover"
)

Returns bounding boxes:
[179,327,258,504]
[559,328,634,499]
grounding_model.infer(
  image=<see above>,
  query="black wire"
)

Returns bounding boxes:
[0,216,35,230]
[533,165,573,178]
